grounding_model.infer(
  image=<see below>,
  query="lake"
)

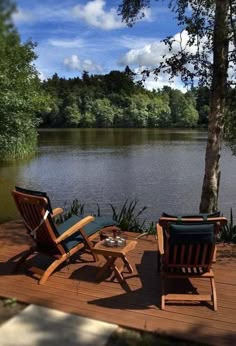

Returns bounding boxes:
[1,128,236,224]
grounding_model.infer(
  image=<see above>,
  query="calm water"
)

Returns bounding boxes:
[1,128,236,224]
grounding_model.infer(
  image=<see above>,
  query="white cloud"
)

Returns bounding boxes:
[119,41,167,67]
[115,35,157,50]
[119,30,200,67]
[38,70,47,81]
[119,30,204,90]
[72,0,125,30]
[64,54,103,73]
[72,0,151,30]
[48,38,85,48]
[13,4,73,25]
[138,72,186,92]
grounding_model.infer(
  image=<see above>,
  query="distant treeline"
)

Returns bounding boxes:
[40,68,212,128]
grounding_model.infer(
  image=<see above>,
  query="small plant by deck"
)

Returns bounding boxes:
[110,199,147,232]
[58,198,155,234]
[106,328,204,346]
[218,208,236,244]
[55,199,85,224]
[0,298,27,326]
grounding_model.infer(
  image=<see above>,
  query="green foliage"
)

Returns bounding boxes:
[3,297,17,307]
[93,98,115,127]
[146,221,156,236]
[192,86,210,125]
[163,87,199,127]
[108,328,200,346]
[110,199,147,232]
[57,198,154,235]
[56,199,85,223]
[224,87,236,155]
[64,103,82,127]
[0,1,49,161]
[147,94,171,127]
[41,71,202,129]
[218,209,236,244]
[118,1,236,89]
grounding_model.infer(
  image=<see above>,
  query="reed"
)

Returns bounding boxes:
[218,208,236,243]
[57,198,155,235]
[110,199,147,232]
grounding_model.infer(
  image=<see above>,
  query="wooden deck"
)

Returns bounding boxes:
[0,221,236,345]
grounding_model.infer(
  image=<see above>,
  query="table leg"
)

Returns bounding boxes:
[122,255,133,273]
[113,264,124,284]
[96,255,126,284]
[96,256,115,281]
[95,254,134,285]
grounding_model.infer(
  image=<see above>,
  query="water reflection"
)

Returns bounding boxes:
[1,129,235,223]
[39,128,207,148]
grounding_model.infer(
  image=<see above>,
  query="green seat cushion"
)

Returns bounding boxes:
[56,215,118,252]
[92,216,119,228]
[170,223,215,245]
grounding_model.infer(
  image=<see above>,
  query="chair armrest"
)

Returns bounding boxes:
[52,208,64,218]
[156,223,164,255]
[55,215,95,244]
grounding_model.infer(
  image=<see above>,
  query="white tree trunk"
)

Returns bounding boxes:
[200,0,229,213]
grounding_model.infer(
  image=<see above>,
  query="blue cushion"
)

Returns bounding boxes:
[56,215,118,252]
[170,223,215,245]
[92,216,119,228]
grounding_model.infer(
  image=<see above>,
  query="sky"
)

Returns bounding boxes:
[13,0,185,90]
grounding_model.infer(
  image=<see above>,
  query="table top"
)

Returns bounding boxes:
[93,239,137,256]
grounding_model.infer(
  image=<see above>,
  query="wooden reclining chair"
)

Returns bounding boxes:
[12,187,119,285]
[157,215,227,311]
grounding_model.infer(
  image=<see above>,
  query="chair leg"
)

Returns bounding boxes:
[82,237,98,262]
[157,251,160,273]
[212,247,217,263]
[210,277,217,311]
[161,274,165,310]
[39,257,66,285]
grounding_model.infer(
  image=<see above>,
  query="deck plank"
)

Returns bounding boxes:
[0,221,236,346]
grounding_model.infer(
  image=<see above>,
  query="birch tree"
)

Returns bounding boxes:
[118,0,235,212]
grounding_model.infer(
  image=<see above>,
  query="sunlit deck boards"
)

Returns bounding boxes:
[0,221,236,346]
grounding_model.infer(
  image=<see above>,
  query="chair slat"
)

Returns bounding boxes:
[187,245,193,264]
[201,244,208,266]
[158,216,227,310]
[173,245,178,264]
[194,244,201,265]
[11,188,106,284]
[180,245,185,264]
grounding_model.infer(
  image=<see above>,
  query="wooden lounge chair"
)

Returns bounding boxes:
[12,187,120,285]
[157,215,227,311]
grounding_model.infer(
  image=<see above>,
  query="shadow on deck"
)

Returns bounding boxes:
[0,221,236,346]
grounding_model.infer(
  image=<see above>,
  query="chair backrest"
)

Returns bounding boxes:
[159,216,227,271]
[12,188,59,251]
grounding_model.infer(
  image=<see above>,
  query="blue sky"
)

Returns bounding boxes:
[13,0,185,89]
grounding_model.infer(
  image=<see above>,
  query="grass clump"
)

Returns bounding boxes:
[218,208,236,243]
[106,328,205,346]
[110,199,147,232]
[56,199,85,223]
